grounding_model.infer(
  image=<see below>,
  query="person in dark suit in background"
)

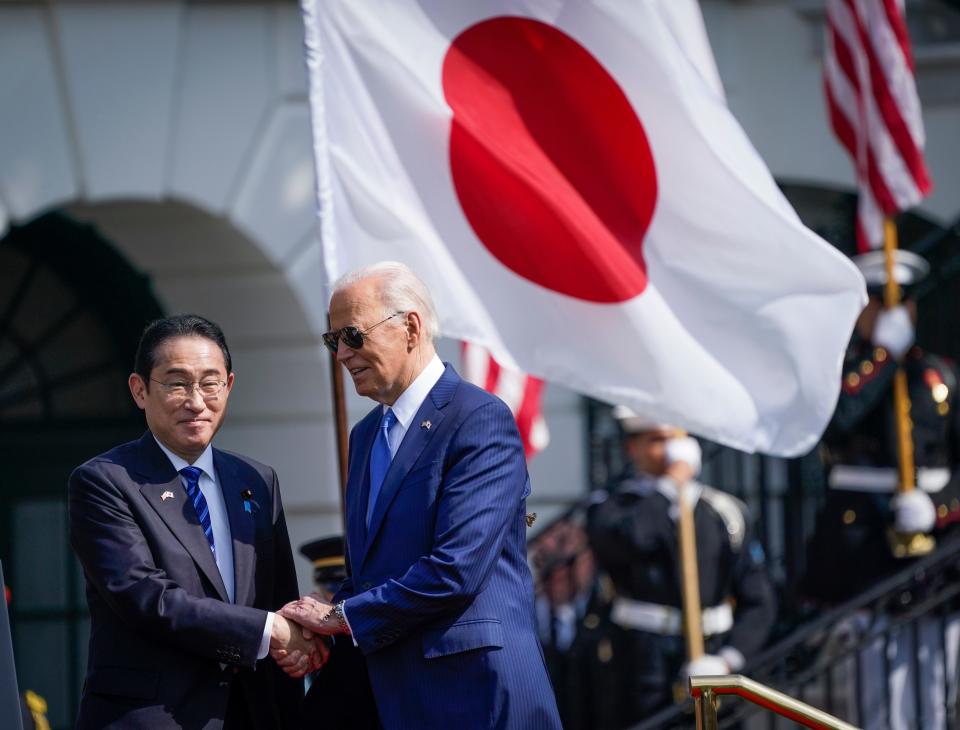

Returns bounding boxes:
[68,314,322,729]
[280,262,562,730]
[529,517,619,730]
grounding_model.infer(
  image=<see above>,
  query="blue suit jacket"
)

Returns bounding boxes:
[68,432,303,729]
[337,364,561,729]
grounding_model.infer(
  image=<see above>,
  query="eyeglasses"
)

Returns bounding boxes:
[150,379,228,400]
[322,312,405,354]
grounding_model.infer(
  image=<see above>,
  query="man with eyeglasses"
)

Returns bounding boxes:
[68,314,320,729]
[279,261,562,730]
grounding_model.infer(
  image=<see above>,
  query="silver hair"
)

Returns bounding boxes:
[331,261,440,342]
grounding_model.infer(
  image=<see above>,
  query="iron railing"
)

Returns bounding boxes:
[629,535,960,729]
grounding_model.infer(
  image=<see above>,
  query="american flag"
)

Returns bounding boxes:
[823,0,932,251]
[461,342,549,459]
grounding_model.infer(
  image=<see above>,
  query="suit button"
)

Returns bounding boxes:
[362,582,372,590]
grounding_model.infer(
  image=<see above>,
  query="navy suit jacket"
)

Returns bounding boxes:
[68,432,302,729]
[337,364,561,729]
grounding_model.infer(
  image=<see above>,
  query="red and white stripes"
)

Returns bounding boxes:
[824,0,932,251]
[461,342,549,459]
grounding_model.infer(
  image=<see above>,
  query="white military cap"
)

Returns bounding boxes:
[852,249,930,289]
[611,405,676,435]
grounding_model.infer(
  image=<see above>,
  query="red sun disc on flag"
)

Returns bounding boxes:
[442,16,657,304]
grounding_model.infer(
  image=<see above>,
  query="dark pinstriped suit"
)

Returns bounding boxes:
[337,364,562,729]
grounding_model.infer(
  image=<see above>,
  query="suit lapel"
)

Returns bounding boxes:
[135,434,229,602]
[216,450,256,607]
[348,412,379,574]
[360,365,459,567]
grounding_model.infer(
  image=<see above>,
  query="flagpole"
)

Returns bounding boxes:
[326,321,350,539]
[677,479,704,662]
[882,217,934,558]
[672,475,706,704]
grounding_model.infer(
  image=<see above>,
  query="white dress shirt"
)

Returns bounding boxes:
[383,355,445,456]
[154,436,273,659]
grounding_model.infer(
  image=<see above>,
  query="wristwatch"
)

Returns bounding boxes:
[331,600,349,634]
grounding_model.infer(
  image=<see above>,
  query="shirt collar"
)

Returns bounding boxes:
[153,435,216,482]
[386,355,445,430]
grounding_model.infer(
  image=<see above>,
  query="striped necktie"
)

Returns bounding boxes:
[180,466,216,556]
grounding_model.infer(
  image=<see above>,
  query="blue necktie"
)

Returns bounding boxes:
[367,409,396,527]
[180,466,216,556]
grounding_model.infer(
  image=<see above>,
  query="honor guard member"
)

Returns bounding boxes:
[587,408,776,724]
[803,250,960,604]
[300,536,349,603]
[298,536,380,730]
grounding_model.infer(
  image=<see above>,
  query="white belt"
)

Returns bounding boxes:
[828,465,950,494]
[610,597,734,637]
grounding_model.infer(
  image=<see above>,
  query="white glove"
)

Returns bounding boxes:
[665,436,702,478]
[873,305,914,359]
[682,654,730,679]
[892,490,936,533]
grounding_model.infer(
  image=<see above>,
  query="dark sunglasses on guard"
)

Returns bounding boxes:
[322,311,405,354]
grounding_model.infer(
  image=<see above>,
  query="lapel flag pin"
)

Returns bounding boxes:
[421,420,432,430]
[161,491,175,502]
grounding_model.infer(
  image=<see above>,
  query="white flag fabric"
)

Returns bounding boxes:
[302,0,867,456]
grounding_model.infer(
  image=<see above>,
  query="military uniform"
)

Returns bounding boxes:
[800,246,960,729]
[803,338,960,603]
[298,536,380,730]
[587,472,776,724]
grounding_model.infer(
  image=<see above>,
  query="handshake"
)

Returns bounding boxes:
[268,594,349,678]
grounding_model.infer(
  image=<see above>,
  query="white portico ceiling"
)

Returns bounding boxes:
[0,1,327,331]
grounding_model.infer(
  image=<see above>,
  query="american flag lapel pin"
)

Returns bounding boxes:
[161,490,175,502]
[421,420,432,430]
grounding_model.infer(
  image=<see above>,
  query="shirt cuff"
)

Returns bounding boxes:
[257,611,275,660]
[341,601,358,647]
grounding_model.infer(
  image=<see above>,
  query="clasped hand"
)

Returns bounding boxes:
[269,594,349,678]
[269,610,329,679]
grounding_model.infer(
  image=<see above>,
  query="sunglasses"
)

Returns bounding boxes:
[322,311,405,354]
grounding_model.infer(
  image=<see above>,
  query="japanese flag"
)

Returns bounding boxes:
[302,0,866,456]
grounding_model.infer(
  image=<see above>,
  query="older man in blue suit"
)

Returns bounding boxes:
[281,262,561,729]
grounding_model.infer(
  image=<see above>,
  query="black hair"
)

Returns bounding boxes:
[133,314,232,384]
